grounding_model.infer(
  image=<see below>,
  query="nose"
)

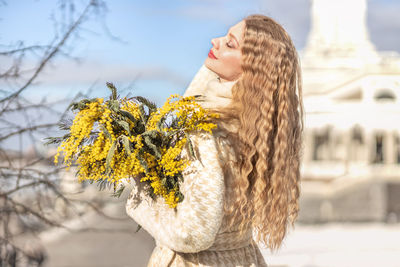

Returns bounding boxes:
[211,37,220,49]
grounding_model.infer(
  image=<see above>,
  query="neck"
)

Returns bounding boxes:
[219,77,228,83]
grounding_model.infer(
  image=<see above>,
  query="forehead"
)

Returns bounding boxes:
[229,21,245,42]
[230,20,245,32]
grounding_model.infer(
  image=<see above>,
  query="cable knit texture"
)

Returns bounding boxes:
[125,64,268,267]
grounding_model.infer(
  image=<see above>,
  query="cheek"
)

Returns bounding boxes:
[222,53,242,72]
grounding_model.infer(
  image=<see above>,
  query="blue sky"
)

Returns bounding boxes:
[1,0,399,106]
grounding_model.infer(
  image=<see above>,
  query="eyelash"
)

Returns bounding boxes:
[226,41,233,48]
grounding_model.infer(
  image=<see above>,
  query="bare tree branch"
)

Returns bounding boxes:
[0,45,55,56]
[0,1,134,265]
[0,0,99,105]
[0,123,56,142]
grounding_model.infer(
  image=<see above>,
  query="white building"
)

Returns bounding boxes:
[300,0,400,181]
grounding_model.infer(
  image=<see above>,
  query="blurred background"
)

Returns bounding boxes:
[1,0,400,266]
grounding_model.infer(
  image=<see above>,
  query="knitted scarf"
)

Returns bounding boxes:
[183,64,237,110]
[182,64,240,136]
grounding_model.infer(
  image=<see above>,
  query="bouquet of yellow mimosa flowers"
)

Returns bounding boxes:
[47,82,219,208]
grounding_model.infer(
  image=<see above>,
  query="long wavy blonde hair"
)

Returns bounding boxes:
[208,14,304,252]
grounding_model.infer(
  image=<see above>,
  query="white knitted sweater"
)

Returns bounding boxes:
[125,64,268,266]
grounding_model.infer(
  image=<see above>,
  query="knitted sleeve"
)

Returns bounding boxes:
[125,131,225,253]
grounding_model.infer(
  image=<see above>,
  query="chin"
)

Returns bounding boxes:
[204,58,212,68]
[204,61,220,76]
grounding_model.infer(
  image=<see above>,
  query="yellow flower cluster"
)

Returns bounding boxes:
[159,137,189,177]
[54,98,105,166]
[147,94,219,134]
[54,93,219,208]
[120,98,141,129]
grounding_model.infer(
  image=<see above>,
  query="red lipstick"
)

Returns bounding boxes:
[208,49,217,59]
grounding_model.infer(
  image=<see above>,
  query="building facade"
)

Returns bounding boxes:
[298,0,400,223]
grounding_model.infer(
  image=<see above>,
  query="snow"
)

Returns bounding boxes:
[259,222,400,267]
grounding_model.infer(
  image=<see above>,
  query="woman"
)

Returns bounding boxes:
[126,14,304,267]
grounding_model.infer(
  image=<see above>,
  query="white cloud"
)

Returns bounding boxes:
[34,60,188,87]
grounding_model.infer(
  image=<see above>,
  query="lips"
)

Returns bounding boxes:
[208,49,217,59]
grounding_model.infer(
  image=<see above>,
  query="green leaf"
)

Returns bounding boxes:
[161,177,167,187]
[138,104,147,125]
[111,185,125,198]
[156,116,166,132]
[97,178,111,191]
[133,96,157,113]
[100,124,112,142]
[142,132,161,160]
[106,140,117,174]
[117,120,131,136]
[121,135,131,156]
[58,118,73,131]
[175,191,184,203]
[106,82,118,100]
[109,99,120,113]
[120,110,137,124]
[43,134,70,146]
[176,172,184,183]
[136,149,149,173]
[136,122,145,135]
[185,132,196,160]
[69,98,98,111]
